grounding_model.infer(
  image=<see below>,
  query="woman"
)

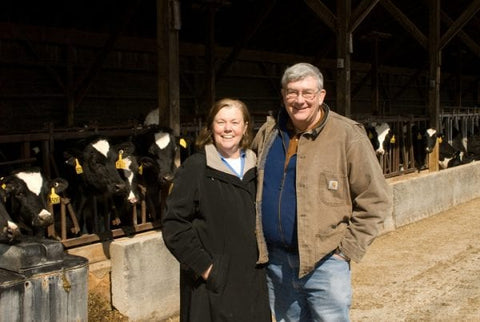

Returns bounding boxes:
[162,98,271,322]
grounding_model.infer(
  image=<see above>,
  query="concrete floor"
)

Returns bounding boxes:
[351,196,480,321]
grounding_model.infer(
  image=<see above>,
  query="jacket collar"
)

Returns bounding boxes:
[277,104,331,140]
[204,144,256,177]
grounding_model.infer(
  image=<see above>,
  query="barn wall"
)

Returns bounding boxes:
[2,25,478,136]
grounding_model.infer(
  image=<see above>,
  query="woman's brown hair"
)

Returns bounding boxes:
[195,98,253,151]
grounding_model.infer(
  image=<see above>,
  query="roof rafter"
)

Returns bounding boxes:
[303,0,336,32]
[349,0,380,33]
[380,0,427,49]
[439,0,480,50]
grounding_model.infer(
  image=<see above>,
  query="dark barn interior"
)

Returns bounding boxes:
[0,0,479,245]
[1,0,479,133]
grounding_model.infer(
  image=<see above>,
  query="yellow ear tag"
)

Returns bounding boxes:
[390,135,396,144]
[1,183,6,190]
[179,138,187,149]
[368,132,373,139]
[75,158,83,174]
[438,137,443,143]
[417,133,422,140]
[49,187,60,205]
[116,150,126,170]
[138,164,143,175]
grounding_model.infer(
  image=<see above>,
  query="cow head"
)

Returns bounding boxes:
[425,128,438,153]
[367,122,393,155]
[65,137,127,196]
[0,169,67,231]
[113,141,141,204]
[147,130,177,184]
[364,124,380,152]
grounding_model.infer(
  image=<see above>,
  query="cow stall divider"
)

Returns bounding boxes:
[441,106,480,147]
[0,122,169,249]
[352,115,431,178]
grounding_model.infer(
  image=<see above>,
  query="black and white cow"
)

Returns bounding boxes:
[0,168,68,237]
[62,136,128,234]
[111,141,142,226]
[113,141,141,205]
[447,125,468,155]
[143,107,159,127]
[422,128,465,169]
[132,126,177,221]
[411,124,433,171]
[365,122,394,156]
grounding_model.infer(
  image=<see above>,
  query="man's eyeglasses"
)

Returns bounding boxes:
[284,89,319,101]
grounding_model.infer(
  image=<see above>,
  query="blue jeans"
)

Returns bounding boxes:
[266,247,352,322]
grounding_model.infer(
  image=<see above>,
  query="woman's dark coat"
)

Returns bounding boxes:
[162,144,271,322]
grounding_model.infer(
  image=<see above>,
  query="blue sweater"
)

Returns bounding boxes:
[261,116,298,251]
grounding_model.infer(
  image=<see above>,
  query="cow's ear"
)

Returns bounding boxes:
[50,178,69,194]
[0,177,20,196]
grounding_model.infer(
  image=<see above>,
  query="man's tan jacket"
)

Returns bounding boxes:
[252,106,393,278]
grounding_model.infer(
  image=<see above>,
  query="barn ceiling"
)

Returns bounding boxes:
[1,0,480,76]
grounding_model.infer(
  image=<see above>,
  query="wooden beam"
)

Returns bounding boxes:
[168,0,181,134]
[441,11,480,57]
[428,0,441,152]
[336,0,352,117]
[157,0,169,127]
[381,0,428,49]
[439,0,480,50]
[157,0,181,132]
[349,0,380,33]
[304,0,336,32]
[0,22,157,53]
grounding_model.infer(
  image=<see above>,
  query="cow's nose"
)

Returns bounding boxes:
[37,209,53,226]
[127,191,138,204]
[39,209,52,221]
[7,221,20,239]
[7,220,20,233]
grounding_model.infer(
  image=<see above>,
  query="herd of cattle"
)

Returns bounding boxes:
[0,125,179,244]
[365,120,479,171]
[1,117,479,245]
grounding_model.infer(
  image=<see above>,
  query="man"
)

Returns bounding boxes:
[252,62,392,321]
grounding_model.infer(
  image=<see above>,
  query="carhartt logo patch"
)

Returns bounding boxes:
[328,180,338,190]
